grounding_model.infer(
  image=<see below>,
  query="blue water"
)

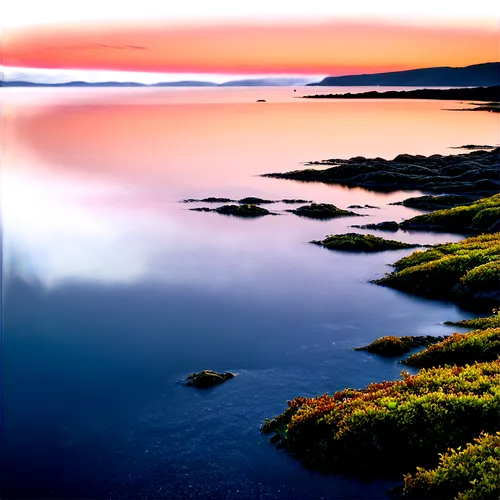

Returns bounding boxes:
[1,88,487,499]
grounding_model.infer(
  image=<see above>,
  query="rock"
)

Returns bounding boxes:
[185,370,235,388]
[286,203,358,219]
[215,204,272,217]
[389,194,479,210]
[311,233,419,252]
[263,148,500,196]
[190,204,274,217]
[354,335,448,357]
[182,197,234,203]
[281,199,312,204]
[351,221,399,231]
[348,205,364,209]
[256,99,266,102]
[238,197,274,205]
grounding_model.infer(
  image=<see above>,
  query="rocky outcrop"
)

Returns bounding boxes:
[263,148,500,195]
[311,233,419,252]
[185,370,235,388]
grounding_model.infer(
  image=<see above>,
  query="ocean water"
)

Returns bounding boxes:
[1,86,497,499]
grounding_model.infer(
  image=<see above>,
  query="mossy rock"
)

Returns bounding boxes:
[311,233,419,252]
[375,233,500,311]
[262,361,500,477]
[287,203,358,219]
[190,204,273,217]
[354,335,447,356]
[445,312,500,330]
[403,328,500,367]
[400,194,500,233]
[185,370,235,388]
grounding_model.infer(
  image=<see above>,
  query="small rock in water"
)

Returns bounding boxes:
[185,370,235,388]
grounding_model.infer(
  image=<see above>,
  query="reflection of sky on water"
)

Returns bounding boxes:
[2,174,115,282]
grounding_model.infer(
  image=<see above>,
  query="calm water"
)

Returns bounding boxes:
[2,87,498,499]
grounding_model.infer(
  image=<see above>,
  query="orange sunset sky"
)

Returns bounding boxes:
[2,0,499,77]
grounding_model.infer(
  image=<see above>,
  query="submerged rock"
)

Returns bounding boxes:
[185,370,235,388]
[281,198,312,204]
[351,221,399,231]
[354,335,448,357]
[286,203,358,219]
[311,233,419,252]
[348,204,380,209]
[182,197,234,203]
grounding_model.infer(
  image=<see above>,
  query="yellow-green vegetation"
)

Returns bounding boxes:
[403,432,500,500]
[354,335,446,357]
[261,361,500,477]
[311,233,419,252]
[400,194,500,233]
[375,233,500,310]
[445,310,500,330]
[403,328,500,368]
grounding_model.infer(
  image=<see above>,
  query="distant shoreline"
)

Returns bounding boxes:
[302,85,500,104]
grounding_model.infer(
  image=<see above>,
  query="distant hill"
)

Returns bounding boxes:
[308,62,500,87]
[1,77,310,88]
[220,77,311,87]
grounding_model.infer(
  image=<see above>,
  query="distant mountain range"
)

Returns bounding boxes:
[1,77,311,87]
[3,63,498,88]
[308,62,500,87]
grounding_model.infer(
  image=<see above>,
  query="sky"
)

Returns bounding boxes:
[2,0,499,79]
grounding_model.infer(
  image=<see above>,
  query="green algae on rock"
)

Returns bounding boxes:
[402,432,500,500]
[263,148,500,195]
[375,233,500,311]
[354,335,447,357]
[286,203,358,219]
[185,370,235,388]
[399,194,500,233]
[190,204,274,217]
[403,328,500,368]
[311,233,419,252]
[261,361,500,477]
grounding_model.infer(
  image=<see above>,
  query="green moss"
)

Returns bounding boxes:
[354,335,446,356]
[311,233,419,252]
[400,194,500,233]
[376,233,500,310]
[262,361,500,477]
[445,311,500,330]
[402,432,500,500]
[403,328,500,367]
